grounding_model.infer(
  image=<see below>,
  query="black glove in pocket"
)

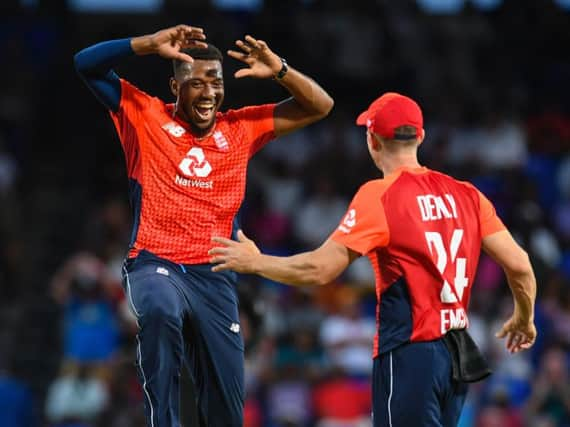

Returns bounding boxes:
[443,329,492,383]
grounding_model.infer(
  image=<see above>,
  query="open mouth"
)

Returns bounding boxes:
[193,102,215,122]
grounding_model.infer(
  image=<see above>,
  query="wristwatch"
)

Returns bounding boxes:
[274,57,288,80]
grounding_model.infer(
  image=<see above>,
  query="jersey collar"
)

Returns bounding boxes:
[388,165,429,177]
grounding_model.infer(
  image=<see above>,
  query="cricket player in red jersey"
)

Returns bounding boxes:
[74,25,333,427]
[210,93,537,426]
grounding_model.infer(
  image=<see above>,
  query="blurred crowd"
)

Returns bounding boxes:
[1,1,570,426]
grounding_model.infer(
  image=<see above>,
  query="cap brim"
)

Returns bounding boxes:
[356,110,370,126]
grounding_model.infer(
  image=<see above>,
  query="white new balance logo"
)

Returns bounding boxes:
[162,122,186,137]
[156,267,169,276]
[178,147,212,178]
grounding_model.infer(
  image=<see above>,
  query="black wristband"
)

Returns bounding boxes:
[274,57,288,80]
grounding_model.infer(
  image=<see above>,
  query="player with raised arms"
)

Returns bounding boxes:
[74,24,333,427]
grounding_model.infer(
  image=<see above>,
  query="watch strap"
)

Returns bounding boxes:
[274,57,288,80]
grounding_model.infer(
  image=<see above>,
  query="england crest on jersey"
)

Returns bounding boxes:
[213,131,229,151]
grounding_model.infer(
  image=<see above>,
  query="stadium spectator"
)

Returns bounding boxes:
[525,345,570,426]
[0,354,38,427]
[44,360,109,426]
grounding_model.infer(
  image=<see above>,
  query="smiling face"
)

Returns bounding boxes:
[170,59,224,135]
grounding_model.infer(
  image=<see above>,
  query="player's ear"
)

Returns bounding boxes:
[417,128,426,145]
[367,131,381,151]
[169,77,178,98]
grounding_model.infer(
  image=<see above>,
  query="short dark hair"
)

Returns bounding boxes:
[393,125,419,141]
[172,43,223,75]
[376,125,420,151]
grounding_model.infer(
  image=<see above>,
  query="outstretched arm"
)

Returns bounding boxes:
[74,25,206,112]
[228,35,334,137]
[74,38,132,112]
[209,230,357,286]
[482,230,537,353]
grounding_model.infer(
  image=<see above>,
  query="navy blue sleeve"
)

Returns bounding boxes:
[74,38,134,112]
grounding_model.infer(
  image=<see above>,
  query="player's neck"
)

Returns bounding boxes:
[189,122,216,140]
[380,155,421,176]
[192,125,216,140]
[173,108,216,139]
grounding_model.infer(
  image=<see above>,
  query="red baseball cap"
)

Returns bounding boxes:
[356,92,423,140]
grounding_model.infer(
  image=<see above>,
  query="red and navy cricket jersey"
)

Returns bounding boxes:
[330,166,506,357]
[110,79,275,264]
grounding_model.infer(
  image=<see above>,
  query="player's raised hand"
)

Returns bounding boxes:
[495,315,537,354]
[228,35,283,79]
[209,230,261,273]
[132,25,207,63]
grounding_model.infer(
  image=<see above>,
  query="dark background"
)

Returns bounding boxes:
[0,1,569,426]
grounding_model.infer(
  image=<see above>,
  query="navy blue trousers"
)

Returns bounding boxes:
[372,340,468,427]
[122,250,244,427]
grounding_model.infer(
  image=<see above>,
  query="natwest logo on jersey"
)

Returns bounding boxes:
[179,147,212,178]
[176,147,213,189]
